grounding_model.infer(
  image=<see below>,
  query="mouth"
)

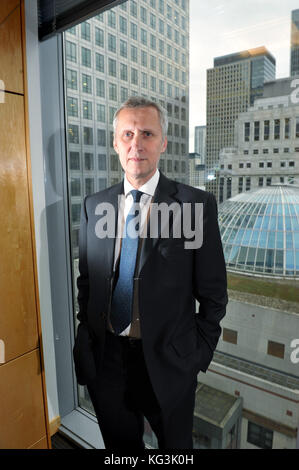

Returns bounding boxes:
[128,157,146,162]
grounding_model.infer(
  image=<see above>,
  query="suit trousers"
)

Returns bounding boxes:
[87,330,198,450]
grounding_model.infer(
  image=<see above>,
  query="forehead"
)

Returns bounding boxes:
[116,106,161,131]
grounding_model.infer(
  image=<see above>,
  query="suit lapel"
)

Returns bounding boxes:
[104,181,124,274]
[137,172,179,276]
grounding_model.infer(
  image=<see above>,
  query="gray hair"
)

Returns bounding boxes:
[113,96,168,140]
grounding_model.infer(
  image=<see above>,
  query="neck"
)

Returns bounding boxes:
[126,170,156,189]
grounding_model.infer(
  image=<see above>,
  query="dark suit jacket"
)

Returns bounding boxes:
[73,172,228,416]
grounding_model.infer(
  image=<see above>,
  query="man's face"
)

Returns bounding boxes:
[113,106,167,187]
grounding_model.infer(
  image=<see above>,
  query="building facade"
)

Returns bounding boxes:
[64,0,190,258]
[205,46,276,199]
[188,152,205,189]
[218,78,299,202]
[194,125,206,163]
[291,9,299,77]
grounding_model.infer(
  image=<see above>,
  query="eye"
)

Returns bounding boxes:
[124,131,133,138]
[144,131,152,137]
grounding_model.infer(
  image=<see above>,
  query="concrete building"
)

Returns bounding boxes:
[194,125,206,164]
[198,186,299,449]
[291,9,299,77]
[218,77,299,202]
[188,152,205,189]
[205,46,276,200]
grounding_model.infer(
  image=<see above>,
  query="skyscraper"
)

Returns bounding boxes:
[205,46,276,199]
[194,125,206,164]
[290,9,299,77]
[64,0,190,257]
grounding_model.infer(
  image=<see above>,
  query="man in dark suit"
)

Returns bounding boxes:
[73,97,228,450]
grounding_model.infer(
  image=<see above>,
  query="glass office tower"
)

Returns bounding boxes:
[290,9,299,76]
[64,0,190,260]
[205,47,276,199]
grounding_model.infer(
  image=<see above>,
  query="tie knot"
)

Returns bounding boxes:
[130,190,143,203]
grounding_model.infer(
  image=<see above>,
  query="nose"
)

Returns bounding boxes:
[131,133,143,151]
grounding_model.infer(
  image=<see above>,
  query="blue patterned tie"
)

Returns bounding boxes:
[110,190,143,335]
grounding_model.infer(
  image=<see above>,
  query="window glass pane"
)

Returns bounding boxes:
[61,0,299,451]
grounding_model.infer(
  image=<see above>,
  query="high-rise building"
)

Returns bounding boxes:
[194,125,206,164]
[64,0,190,258]
[290,9,299,77]
[218,77,299,202]
[205,46,276,199]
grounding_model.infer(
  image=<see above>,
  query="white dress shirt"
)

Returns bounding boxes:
[112,169,160,336]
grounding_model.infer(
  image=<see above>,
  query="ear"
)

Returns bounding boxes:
[161,136,167,154]
[113,138,119,154]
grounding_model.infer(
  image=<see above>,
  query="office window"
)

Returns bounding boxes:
[254,121,260,141]
[296,117,299,138]
[150,34,156,50]
[244,122,250,141]
[141,72,148,89]
[82,101,92,120]
[109,83,117,101]
[108,33,116,53]
[66,41,76,62]
[131,45,138,63]
[108,58,117,77]
[130,0,137,17]
[68,124,79,143]
[130,22,138,40]
[69,151,80,170]
[83,126,93,145]
[81,22,90,41]
[96,78,105,98]
[107,10,116,28]
[141,29,147,45]
[98,153,107,170]
[95,53,104,73]
[96,104,105,122]
[140,6,147,24]
[98,178,107,190]
[67,69,77,89]
[247,422,273,449]
[120,63,128,81]
[119,16,127,35]
[223,328,238,344]
[97,129,106,146]
[81,47,91,67]
[274,119,280,139]
[264,120,269,140]
[85,178,94,195]
[82,73,92,94]
[267,340,285,358]
[67,97,78,117]
[141,50,147,67]
[131,68,138,85]
[258,177,263,186]
[84,153,94,171]
[120,39,127,58]
[71,204,81,223]
[110,154,119,171]
[95,27,104,47]
[284,118,290,139]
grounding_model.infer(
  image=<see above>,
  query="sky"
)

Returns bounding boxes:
[189,0,299,151]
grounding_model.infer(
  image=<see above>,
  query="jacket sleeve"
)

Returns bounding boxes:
[193,192,228,353]
[76,196,89,324]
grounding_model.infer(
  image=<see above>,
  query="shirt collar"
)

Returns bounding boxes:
[124,169,160,198]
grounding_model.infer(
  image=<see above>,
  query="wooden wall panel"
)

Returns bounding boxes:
[0,93,38,362]
[0,0,51,449]
[0,0,19,24]
[0,2,23,94]
[0,350,47,449]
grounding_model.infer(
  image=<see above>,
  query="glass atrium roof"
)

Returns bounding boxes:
[218,185,299,278]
